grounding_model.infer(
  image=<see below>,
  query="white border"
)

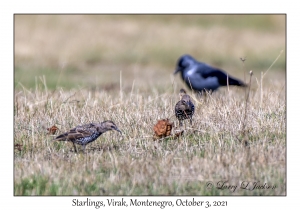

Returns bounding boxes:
[2,1,295,209]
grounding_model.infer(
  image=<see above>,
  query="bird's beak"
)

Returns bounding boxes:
[174,67,180,75]
[115,127,122,134]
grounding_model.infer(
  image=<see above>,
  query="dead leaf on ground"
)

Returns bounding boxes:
[47,125,59,135]
[153,119,174,140]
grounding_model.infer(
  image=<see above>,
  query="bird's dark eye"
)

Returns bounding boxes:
[179,57,189,68]
[179,59,185,67]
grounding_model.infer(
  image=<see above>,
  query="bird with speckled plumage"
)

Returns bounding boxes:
[175,89,195,127]
[53,120,121,153]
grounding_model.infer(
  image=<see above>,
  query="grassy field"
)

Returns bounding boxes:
[14,15,286,195]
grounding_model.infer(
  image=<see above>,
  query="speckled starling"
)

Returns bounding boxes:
[175,91,195,127]
[54,120,121,152]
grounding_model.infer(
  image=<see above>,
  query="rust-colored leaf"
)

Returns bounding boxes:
[153,119,174,139]
[47,125,59,135]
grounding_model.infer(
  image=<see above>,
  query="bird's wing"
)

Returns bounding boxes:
[198,63,227,79]
[182,63,220,91]
[188,101,195,112]
[55,123,96,141]
[198,62,246,86]
[198,64,238,86]
[175,100,184,110]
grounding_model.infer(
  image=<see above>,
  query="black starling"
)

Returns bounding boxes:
[174,54,246,93]
[53,120,122,153]
[175,91,195,127]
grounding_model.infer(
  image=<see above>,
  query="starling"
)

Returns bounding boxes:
[175,91,195,127]
[53,120,122,153]
[174,54,246,93]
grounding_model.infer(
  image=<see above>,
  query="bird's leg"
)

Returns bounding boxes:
[82,145,86,153]
[72,142,78,153]
[190,117,193,125]
[179,120,183,127]
[202,92,207,103]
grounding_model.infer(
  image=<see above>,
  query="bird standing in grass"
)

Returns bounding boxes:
[53,120,122,153]
[175,89,195,127]
[174,54,246,93]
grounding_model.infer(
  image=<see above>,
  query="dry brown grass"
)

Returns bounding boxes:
[14,77,285,195]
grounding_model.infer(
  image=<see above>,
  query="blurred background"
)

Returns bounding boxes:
[14,15,285,93]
